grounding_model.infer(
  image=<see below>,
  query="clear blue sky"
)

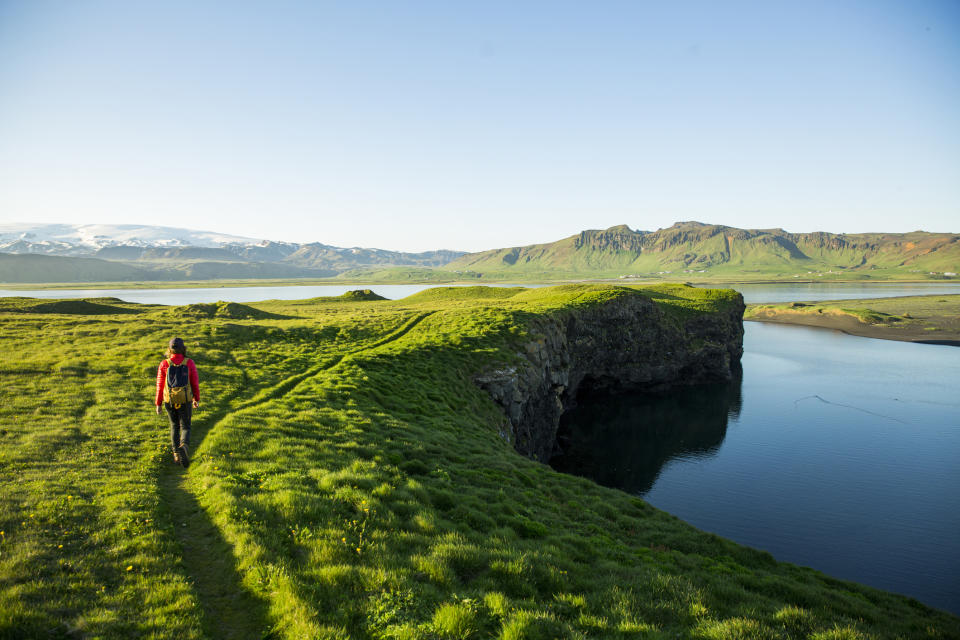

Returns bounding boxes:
[1,1,957,251]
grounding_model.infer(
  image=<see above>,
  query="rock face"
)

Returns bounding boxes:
[475,294,745,462]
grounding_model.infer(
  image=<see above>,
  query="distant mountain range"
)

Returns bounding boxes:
[0,223,464,283]
[447,222,960,279]
[1,221,957,283]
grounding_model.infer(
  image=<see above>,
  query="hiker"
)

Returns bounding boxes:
[155,337,200,467]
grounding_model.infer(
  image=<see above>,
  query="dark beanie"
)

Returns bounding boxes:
[169,337,185,350]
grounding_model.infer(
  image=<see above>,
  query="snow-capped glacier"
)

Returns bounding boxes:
[0,223,266,253]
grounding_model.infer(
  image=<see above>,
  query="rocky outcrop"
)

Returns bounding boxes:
[475,293,744,462]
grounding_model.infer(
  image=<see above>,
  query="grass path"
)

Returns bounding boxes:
[154,345,272,639]
[153,311,436,638]
[157,467,273,639]
[231,310,436,414]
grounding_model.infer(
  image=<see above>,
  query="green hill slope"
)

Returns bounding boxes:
[0,286,956,638]
[447,222,960,280]
[0,253,162,283]
[0,253,339,283]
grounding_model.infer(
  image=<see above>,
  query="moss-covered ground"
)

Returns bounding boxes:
[746,294,960,344]
[1,285,956,639]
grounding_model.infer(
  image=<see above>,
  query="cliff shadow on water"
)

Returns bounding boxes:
[550,372,743,495]
[475,287,746,462]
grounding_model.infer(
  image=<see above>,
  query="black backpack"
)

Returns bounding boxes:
[164,359,193,408]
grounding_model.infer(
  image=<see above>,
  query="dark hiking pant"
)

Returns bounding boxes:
[165,403,192,451]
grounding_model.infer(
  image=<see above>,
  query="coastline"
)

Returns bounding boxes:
[745,295,960,346]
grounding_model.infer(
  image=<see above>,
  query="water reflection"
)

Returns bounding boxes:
[550,375,743,495]
[548,324,960,613]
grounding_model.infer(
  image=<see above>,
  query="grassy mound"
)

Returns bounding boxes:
[282,290,390,307]
[0,285,955,639]
[0,297,138,315]
[838,308,904,325]
[179,300,290,320]
[340,289,388,301]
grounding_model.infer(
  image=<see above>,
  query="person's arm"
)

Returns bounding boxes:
[155,360,167,413]
[188,359,200,407]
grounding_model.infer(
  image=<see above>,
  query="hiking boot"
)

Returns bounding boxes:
[178,443,190,468]
[172,449,181,465]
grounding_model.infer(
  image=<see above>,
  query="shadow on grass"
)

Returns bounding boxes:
[157,358,275,640]
[158,465,274,640]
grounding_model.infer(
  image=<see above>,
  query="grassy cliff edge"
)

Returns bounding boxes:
[0,285,956,639]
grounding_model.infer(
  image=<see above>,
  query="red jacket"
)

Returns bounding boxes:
[156,354,200,406]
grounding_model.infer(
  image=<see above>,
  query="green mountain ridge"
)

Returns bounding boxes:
[447,222,960,278]
[3,222,959,284]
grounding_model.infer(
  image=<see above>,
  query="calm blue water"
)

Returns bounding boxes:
[553,322,960,614]
[2,281,959,305]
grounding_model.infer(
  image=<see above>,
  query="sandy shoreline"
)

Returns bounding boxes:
[745,309,960,346]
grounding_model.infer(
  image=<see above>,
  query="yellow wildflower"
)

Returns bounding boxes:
[125,565,133,571]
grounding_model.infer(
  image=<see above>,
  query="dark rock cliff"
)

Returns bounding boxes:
[475,293,745,462]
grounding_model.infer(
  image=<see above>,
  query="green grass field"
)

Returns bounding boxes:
[1,285,956,639]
